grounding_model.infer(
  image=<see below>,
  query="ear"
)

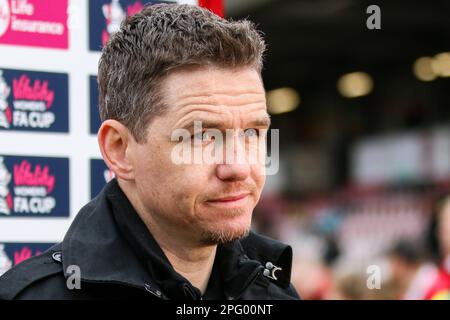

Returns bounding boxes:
[98,119,135,181]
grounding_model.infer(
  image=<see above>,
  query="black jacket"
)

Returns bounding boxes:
[0,179,300,300]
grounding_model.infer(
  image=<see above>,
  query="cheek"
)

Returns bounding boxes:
[137,153,212,209]
[133,146,177,205]
[252,165,266,191]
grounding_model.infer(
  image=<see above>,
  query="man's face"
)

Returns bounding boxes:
[128,66,269,245]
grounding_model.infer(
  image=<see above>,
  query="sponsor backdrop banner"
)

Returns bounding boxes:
[90,158,115,199]
[0,242,55,277]
[88,1,222,51]
[89,75,100,135]
[0,0,69,49]
[0,0,222,274]
[89,0,167,51]
[0,155,70,217]
[0,68,69,132]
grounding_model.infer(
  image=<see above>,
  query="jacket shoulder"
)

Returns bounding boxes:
[240,231,293,283]
[240,231,300,299]
[0,244,65,300]
[240,232,292,262]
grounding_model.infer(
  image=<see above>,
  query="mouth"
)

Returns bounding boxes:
[206,193,250,207]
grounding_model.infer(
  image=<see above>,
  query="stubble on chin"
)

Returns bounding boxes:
[199,226,251,246]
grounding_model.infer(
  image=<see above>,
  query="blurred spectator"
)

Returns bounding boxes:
[387,240,438,300]
[291,255,332,300]
[424,195,450,299]
[326,271,398,300]
[327,272,370,300]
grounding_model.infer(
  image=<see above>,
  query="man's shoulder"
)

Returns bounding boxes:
[0,244,66,300]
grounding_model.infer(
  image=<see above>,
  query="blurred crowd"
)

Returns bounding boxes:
[253,187,450,300]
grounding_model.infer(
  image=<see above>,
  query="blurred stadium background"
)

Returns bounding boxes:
[227,0,450,300]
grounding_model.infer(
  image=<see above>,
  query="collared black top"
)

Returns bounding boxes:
[0,179,300,300]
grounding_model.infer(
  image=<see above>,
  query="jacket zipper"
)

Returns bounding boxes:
[79,278,166,299]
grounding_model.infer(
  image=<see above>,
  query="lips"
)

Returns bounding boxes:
[208,193,250,203]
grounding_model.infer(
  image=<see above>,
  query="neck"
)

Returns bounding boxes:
[119,179,217,294]
[161,241,217,294]
[147,220,217,294]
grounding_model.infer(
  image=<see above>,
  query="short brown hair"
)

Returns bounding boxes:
[98,3,266,143]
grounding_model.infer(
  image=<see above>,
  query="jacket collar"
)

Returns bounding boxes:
[61,178,290,299]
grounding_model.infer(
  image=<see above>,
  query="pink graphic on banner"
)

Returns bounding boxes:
[13,160,55,193]
[0,0,69,49]
[127,1,144,16]
[13,75,55,109]
[13,246,32,265]
[6,192,12,209]
[4,105,11,123]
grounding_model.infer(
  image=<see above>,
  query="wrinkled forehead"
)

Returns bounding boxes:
[160,66,266,107]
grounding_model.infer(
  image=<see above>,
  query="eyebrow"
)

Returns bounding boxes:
[179,115,271,131]
[252,115,271,128]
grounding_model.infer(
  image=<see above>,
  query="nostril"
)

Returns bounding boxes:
[216,163,250,182]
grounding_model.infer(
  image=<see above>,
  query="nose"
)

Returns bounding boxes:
[216,163,250,181]
[215,131,250,181]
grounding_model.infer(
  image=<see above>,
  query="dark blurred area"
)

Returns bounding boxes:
[226,0,450,299]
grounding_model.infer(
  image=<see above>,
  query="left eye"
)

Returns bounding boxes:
[193,131,215,142]
[203,131,215,142]
[244,128,258,137]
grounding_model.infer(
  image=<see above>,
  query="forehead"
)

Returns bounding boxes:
[161,66,266,110]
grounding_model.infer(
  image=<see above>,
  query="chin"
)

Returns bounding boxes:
[200,226,250,245]
[199,213,252,245]
[195,204,254,245]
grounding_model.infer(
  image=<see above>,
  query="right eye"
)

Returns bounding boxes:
[192,131,215,143]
